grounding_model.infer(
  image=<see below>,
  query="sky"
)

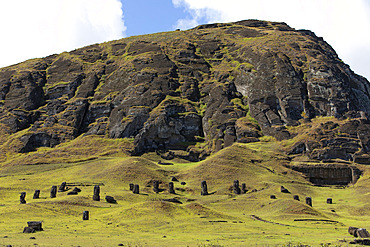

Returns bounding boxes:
[0,0,369,80]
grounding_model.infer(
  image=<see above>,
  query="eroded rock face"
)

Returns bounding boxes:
[288,164,362,185]
[0,20,368,162]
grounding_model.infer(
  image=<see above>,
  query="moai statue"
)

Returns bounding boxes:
[201,181,208,196]
[20,192,26,204]
[129,183,134,191]
[26,221,43,232]
[293,195,300,201]
[326,198,333,204]
[306,197,312,207]
[241,183,247,194]
[153,180,160,193]
[58,182,67,192]
[33,190,40,199]
[133,184,139,194]
[93,185,100,201]
[50,186,57,198]
[233,180,241,194]
[83,211,89,220]
[270,195,276,199]
[169,182,175,194]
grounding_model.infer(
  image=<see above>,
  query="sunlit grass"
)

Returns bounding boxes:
[0,141,368,246]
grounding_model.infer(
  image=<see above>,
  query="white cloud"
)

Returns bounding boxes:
[173,0,370,80]
[0,0,125,68]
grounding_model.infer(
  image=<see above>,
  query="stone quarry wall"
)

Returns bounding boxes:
[0,19,369,161]
[288,164,362,185]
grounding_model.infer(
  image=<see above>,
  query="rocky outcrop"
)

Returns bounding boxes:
[287,163,362,185]
[288,119,370,165]
[0,19,369,162]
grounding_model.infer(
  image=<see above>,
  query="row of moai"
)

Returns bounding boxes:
[19,182,71,204]
[20,180,334,209]
[201,180,335,208]
[20,179,180,204]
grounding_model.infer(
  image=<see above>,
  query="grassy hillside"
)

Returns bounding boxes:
[0,137,369,246]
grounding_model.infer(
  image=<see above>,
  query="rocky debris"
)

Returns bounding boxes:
[20,192,26,204]
[50,186,57,198]
[306,197,312,207]
[105,196,117,204]
[350,239,370,245]
[93,185,100,201]
[83,211,89,220]
[33,190,40,199]
[162,198,182,204]
[23,221,43,233]
[201,181,208,196]
[170,176,178,182]
[181,182,186,186]
[67,187,81,195]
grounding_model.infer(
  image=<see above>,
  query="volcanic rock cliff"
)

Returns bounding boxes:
[0,20,369,164]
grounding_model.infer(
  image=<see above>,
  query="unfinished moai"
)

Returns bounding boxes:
[169,182,175,194]
[20,192,26,204]
[233,180,241,194]
[33,190,40,199]
[50,186,57,198]
[93,185,100,201]
[201,181,208,195]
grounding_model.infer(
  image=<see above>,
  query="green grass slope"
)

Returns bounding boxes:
[0,139,369,246]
